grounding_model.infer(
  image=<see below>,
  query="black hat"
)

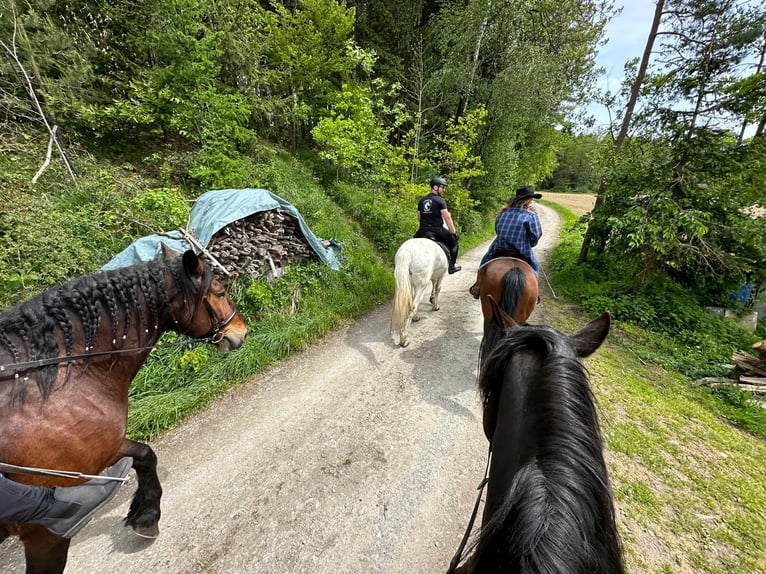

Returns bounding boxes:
[430,176,447,187]
[515,185,542,200]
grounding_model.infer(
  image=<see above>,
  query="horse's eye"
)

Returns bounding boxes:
[216,292,226,299]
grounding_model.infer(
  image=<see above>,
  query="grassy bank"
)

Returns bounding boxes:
[540,199,765,573]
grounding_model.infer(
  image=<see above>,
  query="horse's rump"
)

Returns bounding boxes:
[390,238,448,347]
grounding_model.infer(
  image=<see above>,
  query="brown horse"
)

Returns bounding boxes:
[0,247,247,574]
[475,257,538,370]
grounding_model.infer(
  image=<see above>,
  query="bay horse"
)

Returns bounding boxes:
[0,247,248,574]
[390,238,448,347]
[454,299,624,573]
[475,256,538,365]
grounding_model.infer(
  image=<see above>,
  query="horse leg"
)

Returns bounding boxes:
[20,527,71,574]
[430,278,442,311]
[411,284,423,322]
[119,439,162,539]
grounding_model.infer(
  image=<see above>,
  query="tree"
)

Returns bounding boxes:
[581,0,766,298]
[579,0,665,262]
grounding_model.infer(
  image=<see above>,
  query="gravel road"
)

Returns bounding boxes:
[1,202,568,574]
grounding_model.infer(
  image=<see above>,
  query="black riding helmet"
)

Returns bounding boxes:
[430,176,447,187]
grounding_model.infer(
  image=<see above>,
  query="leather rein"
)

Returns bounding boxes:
[445,443,492,573]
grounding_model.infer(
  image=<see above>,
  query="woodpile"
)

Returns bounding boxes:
[696,340,766,396]
[201,209,318,280]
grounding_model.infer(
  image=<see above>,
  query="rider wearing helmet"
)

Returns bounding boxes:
[414,177,461,273]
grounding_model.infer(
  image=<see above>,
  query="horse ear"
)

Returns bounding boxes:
[568,311,611,357]
[182,250,205,282]
[160,243,182,260]
[488,295,518,331]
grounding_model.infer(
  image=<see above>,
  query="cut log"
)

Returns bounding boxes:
[694,377,766,395]
[739,376,766,386]
[694,377,737,386]
[731,351,766,377]
[201,209,318,280]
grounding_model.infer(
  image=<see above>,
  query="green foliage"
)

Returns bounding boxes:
[709,384,766,438]
[311,79,401,180]
[130,188,190,231]
[540,132,600,192]
[550,214,758,381]
[587,133,766,300]
[431,107,486,228]
[179,346,211,373]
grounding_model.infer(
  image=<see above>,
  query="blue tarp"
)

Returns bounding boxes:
[102,188,341,271]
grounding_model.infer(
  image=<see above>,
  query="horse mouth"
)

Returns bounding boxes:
[217,330,247,353]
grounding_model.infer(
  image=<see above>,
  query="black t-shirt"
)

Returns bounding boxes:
[417,193,448,228]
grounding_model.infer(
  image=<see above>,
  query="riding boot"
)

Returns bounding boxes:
[29,457,132,538]
[448,244,461,274]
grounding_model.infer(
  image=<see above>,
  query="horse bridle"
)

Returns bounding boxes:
[201,296,239,344]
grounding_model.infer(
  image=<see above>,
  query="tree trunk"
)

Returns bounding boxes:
[578,0,665,263]
[456,0,491,121]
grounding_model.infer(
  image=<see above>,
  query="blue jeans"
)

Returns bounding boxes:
[0,474,54,522]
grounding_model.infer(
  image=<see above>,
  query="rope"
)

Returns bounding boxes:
[0,336,215,379]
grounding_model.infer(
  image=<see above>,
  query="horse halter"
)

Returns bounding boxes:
[201,296,239,343]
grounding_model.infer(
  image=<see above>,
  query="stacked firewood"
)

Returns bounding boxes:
[696,340,766,396]
[202,209,317,279]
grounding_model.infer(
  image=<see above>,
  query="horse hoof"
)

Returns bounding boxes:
[413,315,421,322]
[132,523,160,539]
[432,305,440,311]
[399,339,409,347]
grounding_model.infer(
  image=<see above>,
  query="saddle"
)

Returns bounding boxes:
[494,247,524,260]
[421,232,451,262]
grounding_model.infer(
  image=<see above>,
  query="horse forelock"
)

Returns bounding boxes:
[164,255,213,326]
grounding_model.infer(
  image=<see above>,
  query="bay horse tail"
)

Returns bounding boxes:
[391,248,415,346]
[479,268,527,365]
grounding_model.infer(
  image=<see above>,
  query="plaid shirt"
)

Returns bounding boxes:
[487,207,542,269]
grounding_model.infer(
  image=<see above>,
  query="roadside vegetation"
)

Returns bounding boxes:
[542,200,765,573]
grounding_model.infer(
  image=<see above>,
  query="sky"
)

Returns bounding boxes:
[585,0,658,131]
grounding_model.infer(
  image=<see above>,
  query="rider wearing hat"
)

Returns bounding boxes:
[469,185,543,298]
[415,176,461,274]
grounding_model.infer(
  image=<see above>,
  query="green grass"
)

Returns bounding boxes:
[539,201,766,573]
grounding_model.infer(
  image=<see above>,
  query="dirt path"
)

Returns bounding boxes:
[0,199,580,574]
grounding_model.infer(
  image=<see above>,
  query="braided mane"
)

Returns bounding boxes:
[0,254,208,403]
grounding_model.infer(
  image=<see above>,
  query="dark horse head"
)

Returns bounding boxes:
[0,248,247,573]
[461,299,624,574]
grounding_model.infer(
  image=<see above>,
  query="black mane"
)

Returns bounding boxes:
[471,326,624,573]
